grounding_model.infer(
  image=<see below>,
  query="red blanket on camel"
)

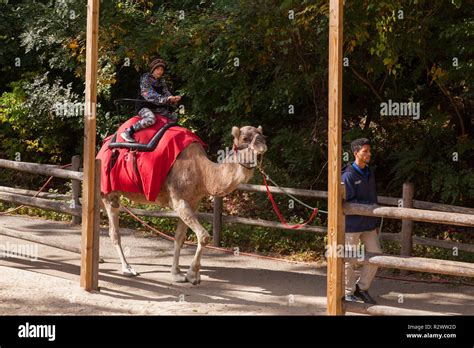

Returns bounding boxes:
[96,114,206,202]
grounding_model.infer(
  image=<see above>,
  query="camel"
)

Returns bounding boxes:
[101,125,268,284]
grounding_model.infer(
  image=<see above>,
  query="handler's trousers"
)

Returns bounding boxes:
[345,229,382,295]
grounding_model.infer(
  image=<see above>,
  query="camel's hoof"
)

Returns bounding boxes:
[186,272,201,285]
[172,273,187,283]
[122,266,139,277]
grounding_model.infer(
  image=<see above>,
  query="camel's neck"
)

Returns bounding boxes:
[199,151,255,197]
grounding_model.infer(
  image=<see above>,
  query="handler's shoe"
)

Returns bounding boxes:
[120,129,136,143]
[344,294,360,302]
[354,284,376,304]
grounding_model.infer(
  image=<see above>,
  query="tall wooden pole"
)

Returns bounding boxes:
[80,0,100,291]
[400,182,414,275]
[327,0,344,315]
[71,155,81,225]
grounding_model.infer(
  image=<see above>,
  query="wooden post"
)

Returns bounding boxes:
[213,196,223,247]
[400,182,414,275]
[80,0,100,291]
[92,159,101,287]
[80,159,101,290]
[71,155,81,225]
[327,0,344,315]
[340,182,346,315]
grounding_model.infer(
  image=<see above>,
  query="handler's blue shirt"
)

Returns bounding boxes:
[341,162,381,232]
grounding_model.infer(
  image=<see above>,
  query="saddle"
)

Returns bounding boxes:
[106,99,179,187]
[96,112,206,201]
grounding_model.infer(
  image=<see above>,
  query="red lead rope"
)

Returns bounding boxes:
[261,173,319,229]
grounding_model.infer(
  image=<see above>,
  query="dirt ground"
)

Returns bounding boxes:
[0,215,473,315]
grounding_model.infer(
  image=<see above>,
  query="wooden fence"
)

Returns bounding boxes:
[0,156,473,314]
[0,156,100,290]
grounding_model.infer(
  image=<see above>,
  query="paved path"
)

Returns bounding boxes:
[0,215,472,315]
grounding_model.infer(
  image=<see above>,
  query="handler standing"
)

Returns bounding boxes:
[342,138,382,304]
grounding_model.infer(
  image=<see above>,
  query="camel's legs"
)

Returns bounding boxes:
[172,198,210,285]
[102,194,138,276]
[186,242,204,285]
[171,219,188,283]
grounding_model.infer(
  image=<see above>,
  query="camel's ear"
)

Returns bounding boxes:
[232,126,240,139]
[256,125,263,134]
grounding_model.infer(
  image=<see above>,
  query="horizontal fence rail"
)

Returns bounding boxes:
[238,183,327,199]
[344,252,474,278]
[343,203,474,227]
[378,196,474,215]
[0,191,81,216]
[0,158,83,181]
[0,185,71,200]
[381,232,474,253]
[120,207,328,234]
[237,183,474,215]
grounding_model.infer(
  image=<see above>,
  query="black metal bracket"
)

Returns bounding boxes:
[108,118,179,152]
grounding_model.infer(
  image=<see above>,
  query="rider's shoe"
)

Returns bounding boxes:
[120,128,136,143]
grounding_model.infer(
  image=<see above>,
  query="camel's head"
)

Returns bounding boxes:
[232,125,268,155]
